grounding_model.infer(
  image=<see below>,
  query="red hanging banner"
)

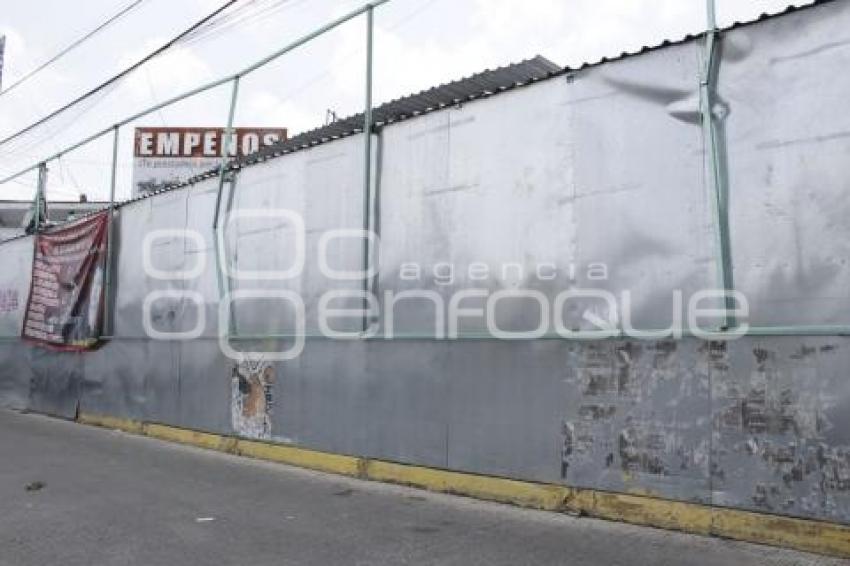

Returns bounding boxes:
[21,211,109,351]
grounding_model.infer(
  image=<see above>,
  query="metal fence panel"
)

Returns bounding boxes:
[377,43,716,336]
[0,236,33,337]
[112,190,190,338]
[27,345,83,418]
[226,135,368,336]
[711,336,850,523]
[1,2,850,527]
[720,1,850,327]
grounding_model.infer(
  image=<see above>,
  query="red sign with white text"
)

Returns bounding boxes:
[131,126,287,196]
[21,212,109,350]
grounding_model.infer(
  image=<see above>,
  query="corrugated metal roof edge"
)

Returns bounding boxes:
[564,0,832,71]
[1,0,835,244]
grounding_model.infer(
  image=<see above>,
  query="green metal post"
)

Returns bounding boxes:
[103,125,119,337]
[213,76,240,338]
[213,76,240,231]
[701,0,735,330]
[361,6,374,333]
[707,0,717,32]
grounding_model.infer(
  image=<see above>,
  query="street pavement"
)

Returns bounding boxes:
[0,409,844,566]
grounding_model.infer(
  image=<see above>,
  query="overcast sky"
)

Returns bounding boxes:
[0,0,797,200]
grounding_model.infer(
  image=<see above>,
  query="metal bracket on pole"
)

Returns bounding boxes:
[361,6,374,334]
[103,125,120,338]
[701,0,735,330]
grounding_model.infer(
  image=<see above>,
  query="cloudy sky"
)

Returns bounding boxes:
[1,0,797,200]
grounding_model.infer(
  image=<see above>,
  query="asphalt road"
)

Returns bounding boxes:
[0,409,844,566]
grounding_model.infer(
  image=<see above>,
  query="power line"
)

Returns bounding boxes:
[2,82,121,158]
[178,0,266,44]
[0,0,146,98]
[0,0,240,149]
[179,0,303,48]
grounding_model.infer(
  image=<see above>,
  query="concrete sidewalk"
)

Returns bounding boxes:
[0,409,843,566]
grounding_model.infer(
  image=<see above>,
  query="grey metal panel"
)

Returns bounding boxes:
[270,340,368,456]
[567,42,718,329]
[376,108,451,333]
[27,345,82,418]
[0,342,31,410]
[443,339,711,500]
[79,339,180,423]
[227,135,368,335]
[175,339,233,434]
[445,341,567,484]
[353,341,449,467]
[379,83,583,333]
[378,44,715,334]
[379,84,570,329]
[559,340,711,502]
[270,340,449,466]
[0,236,33,337]
[712,336,850,524]
[184,181,222,338]
[112,190,190,338]
[719,0,850,326]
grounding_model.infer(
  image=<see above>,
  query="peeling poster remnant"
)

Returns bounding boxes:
[559,341,711,504]
[231,360,275,439]
[712,340,850,520]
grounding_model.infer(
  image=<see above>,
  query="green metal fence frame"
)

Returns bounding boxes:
[1,0,847,343]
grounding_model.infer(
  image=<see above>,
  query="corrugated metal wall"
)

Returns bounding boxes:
[1,0,849,525]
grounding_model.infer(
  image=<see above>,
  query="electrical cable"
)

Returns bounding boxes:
[178,0,302,48]
[0,0,146,98]
[0,0,240,149]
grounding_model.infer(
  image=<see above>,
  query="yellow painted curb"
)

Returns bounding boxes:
[712,507,850,559]
[589,491,714,535]
[236,438,362,477]
[76,413,850,558]
[364,459,570,511]
[144,423,237,453]
[77,412,144,434]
